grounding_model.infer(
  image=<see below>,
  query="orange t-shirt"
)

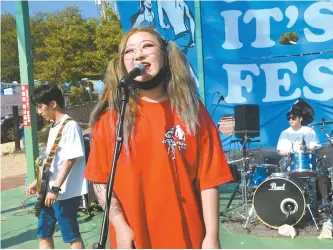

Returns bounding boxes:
[84,99,233,248]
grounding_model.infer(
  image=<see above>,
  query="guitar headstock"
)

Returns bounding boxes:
[35,154,47,167]
[35,157,40,166]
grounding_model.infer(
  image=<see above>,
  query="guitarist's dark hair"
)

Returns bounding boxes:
[31,84,65,109]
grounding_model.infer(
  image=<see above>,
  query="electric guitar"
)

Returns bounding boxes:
[34,118,72,218]
[34,156,50,217]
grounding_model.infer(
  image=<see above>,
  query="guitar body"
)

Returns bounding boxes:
[35,164,51,218]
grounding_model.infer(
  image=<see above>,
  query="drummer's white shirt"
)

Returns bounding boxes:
[277,126,321,154]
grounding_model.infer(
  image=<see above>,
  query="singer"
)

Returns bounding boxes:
[84,27,233,249]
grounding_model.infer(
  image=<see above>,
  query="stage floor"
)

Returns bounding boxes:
[1,185,332,249]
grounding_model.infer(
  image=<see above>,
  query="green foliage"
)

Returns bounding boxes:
[94,8,123,75]
[33,6,98,85]
[37,123,50,144]
[66,85,90,106]
[1,13,19,82]
[1,6,123,97]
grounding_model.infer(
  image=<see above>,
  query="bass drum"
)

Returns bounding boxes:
[253,174,310,229]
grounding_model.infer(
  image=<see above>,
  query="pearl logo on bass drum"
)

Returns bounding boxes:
[268,182,285,191]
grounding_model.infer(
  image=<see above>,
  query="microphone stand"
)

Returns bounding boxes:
[210,95,225,118]
[92,82,130,249]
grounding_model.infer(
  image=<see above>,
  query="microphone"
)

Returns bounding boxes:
[119,63,146,87]
[218,95,225,102]
[210,93,226,117]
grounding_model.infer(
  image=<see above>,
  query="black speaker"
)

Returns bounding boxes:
[234,104,260,138]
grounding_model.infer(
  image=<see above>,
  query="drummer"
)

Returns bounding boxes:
[277,107,321,156]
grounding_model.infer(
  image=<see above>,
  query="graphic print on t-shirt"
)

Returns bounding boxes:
[162,125,187,160]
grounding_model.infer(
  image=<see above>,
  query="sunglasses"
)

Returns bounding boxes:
[287,116,297,121]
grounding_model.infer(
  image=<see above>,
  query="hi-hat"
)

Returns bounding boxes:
[309,120,333,126]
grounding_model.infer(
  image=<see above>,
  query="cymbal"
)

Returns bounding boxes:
[255,163,279,168]
[228,157,253,164]
[309,120,333,126]
[234,130,260,133]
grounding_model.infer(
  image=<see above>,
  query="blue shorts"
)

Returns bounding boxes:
[37,196,81,243]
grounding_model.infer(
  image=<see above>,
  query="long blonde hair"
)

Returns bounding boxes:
[90,27,199,148]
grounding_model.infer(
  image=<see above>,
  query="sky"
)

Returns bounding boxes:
[1,1,104,19]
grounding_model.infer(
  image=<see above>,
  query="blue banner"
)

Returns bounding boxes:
[116,0,333,149]
[202,1,333,148]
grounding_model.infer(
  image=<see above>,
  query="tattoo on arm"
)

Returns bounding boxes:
[92,183,123,216]
[93,183,107,210]
[110,191,123,216]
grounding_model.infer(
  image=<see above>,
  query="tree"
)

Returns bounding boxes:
[1,5,123,105]
[34,6,92,85]
[93,8,123,76]
[1,13,20,83]
[30,12,49,62]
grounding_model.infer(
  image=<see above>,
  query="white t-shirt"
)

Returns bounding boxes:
[277,126,321,154]
[45,114,88,200]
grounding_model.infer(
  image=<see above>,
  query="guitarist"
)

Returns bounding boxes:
[26,84,88,249]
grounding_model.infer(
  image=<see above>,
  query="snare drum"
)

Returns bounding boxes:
[289,152,317,177]
[249,164,278,187]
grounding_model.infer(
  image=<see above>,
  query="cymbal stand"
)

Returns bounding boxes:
[239,132,262,229]
[320,125,333,147]
[221,132,260,224]
[244,205,256,230]
[234,133,254,217]
[221,136,251,219]
[240,132,262,214]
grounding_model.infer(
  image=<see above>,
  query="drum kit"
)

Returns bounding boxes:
[222,120,333,231]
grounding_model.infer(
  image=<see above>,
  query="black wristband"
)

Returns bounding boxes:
[51,186,61,193]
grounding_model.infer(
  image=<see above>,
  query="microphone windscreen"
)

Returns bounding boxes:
[135,63,146,74]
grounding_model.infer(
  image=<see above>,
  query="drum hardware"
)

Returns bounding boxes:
[223,167,251,217]
[309,118,333,147]
[307,203,320,230]
[222,132,260,219]
[321,126,333,147]
[279,156,292,173]
[244,205,256,230]
[316,155,327,164]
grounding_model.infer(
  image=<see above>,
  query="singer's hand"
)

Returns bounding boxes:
[202,235,221,249]
[114,222,135,249]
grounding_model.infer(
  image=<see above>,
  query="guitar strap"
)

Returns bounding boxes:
[43,118,73,171]
[35,118,73,216]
